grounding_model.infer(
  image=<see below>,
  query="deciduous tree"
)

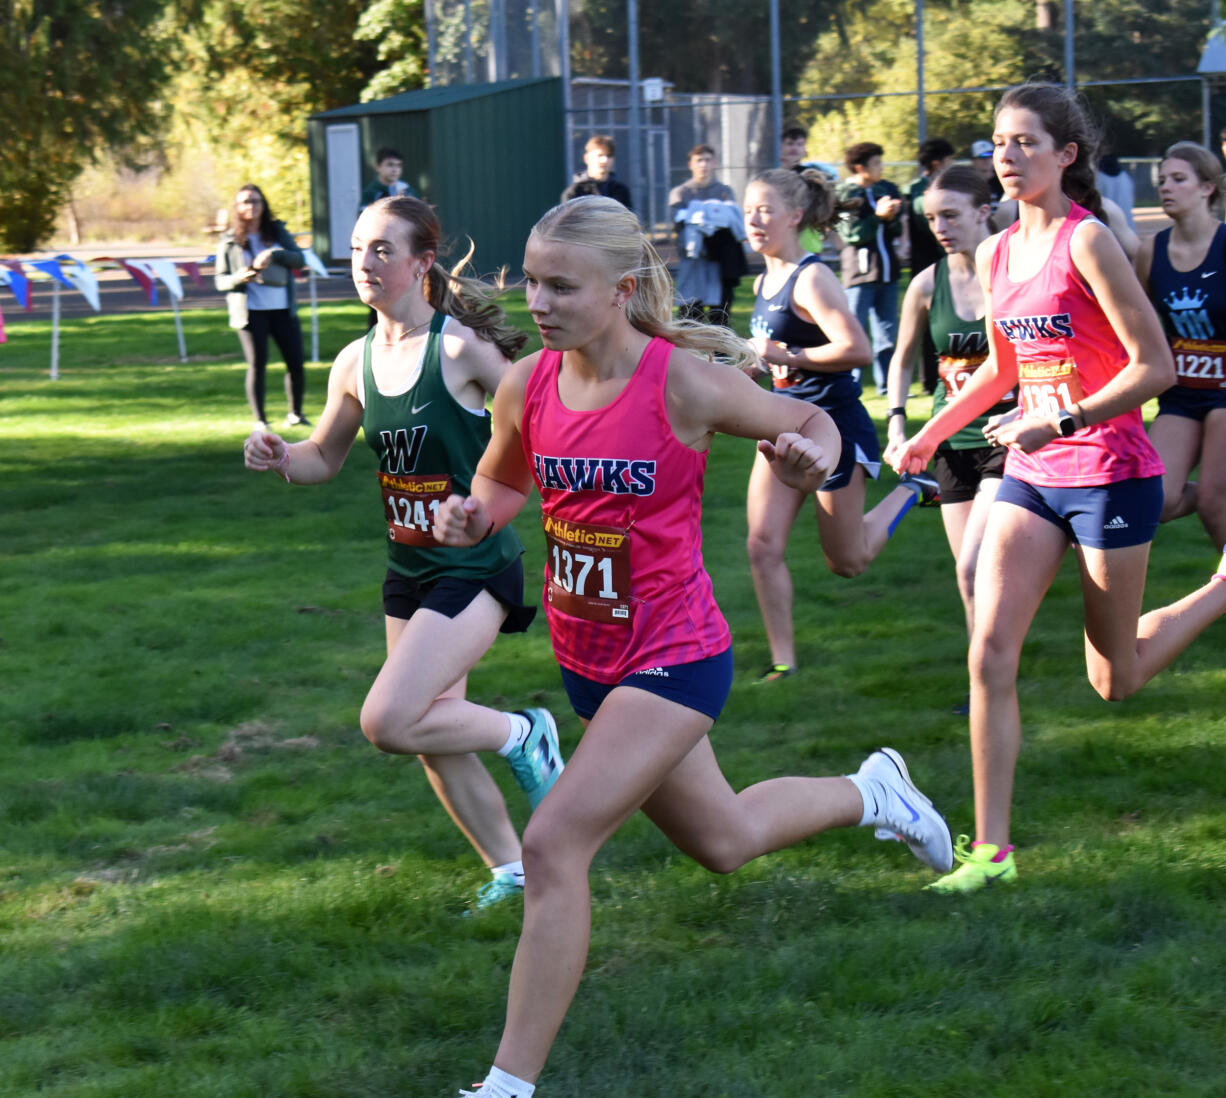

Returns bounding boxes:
[1,0,172,251]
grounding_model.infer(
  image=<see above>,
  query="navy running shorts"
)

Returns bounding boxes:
[933,443,1007,505]
[994,474,1162,550]
[382,558,537,634]
[818,397,882,492]
[1156,383,1226,422]
[559,647,734,722]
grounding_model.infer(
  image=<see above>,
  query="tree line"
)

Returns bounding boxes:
[0,0,1211,252]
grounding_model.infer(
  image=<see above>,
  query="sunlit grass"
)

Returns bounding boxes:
[2,301,1225,1097]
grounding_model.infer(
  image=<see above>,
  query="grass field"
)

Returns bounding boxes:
[2,297,1225,1098]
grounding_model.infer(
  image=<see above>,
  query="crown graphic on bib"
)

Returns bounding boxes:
[1164,286,1209,313]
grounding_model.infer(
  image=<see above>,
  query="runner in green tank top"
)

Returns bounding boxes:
[360,311,521,584]
[243,196,565,912]
[884,165,1013,706]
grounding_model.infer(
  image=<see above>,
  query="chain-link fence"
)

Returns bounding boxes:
[424,1,1209,238]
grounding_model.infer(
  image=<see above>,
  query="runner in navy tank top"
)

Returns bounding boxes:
[243,196,564,912]
[1136,141,1226,549]
[743,168,941,682]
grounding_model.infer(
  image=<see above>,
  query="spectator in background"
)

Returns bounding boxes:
[1096,151,1136,230]
[906,138,956,276]
[780,122,834,258]
[970,139,1005,221]
[906,137,956,392]
[669,144,747,326]
[562,134,633,210]
[214,184,309,431]
[780,123,811,172]
[361,147,418,209]
[360,147,420,328]
[836,141,905,392]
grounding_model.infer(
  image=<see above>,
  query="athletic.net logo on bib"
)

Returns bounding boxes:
[542,514,634,625]
[1016,358,1086,418]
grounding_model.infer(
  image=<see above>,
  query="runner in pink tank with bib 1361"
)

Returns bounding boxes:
[893,82,1226,895]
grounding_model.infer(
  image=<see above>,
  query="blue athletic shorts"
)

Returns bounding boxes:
[818,397,882,492]
[559,647,734,722]
[994,474,1162,549]
[1155,383,1226,421]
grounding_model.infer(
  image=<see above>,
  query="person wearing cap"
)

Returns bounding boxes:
[970,139,1005,217]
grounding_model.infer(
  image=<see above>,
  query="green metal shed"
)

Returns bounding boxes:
[308,77,564,274]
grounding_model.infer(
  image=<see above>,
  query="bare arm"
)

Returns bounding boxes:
[669,352,841,494]
[243,340,364,483]
[1133,232,1155,295]
[894,234,1018,472]
[1068,220,1174,423]
[1101,197,1140,263]
[883,266,935,460]
[439,321,514,409]
[433,355,537,545]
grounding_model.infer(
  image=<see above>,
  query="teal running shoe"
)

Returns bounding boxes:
[467,871,523,914]
[506,708,564,810]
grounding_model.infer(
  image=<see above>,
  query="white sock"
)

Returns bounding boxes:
[480,1066,535,1098]
[845,772,880,827]
[497,712,531,757]
[491,860,525,885]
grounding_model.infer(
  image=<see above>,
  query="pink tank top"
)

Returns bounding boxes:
[521,337,731,682]
[989,203,1163,487]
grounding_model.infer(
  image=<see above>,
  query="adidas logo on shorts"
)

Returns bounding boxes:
[637,666,670,677]
[1104,515,1129,530]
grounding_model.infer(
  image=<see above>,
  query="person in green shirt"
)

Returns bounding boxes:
[835,141,906,392]
[243,196,564,913]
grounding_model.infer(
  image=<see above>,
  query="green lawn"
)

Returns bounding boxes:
[2,299,1224,1098]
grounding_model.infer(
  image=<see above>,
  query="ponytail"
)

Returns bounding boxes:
[375,196,527,361]
[531,196,757,372]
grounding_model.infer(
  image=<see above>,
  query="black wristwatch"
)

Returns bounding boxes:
[1056,407,1079,437]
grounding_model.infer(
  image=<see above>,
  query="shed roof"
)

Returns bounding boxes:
[310,77,558,119]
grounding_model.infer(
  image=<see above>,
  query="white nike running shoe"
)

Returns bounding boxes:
[855,747,953,872]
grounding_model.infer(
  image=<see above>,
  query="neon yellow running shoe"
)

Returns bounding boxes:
[925,835,1017,893]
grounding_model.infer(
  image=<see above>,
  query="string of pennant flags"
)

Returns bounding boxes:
[0,247,334,378]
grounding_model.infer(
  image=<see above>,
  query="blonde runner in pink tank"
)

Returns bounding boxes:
[435,196,957,1098]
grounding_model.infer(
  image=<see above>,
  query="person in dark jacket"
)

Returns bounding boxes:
[562,134,633,210]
